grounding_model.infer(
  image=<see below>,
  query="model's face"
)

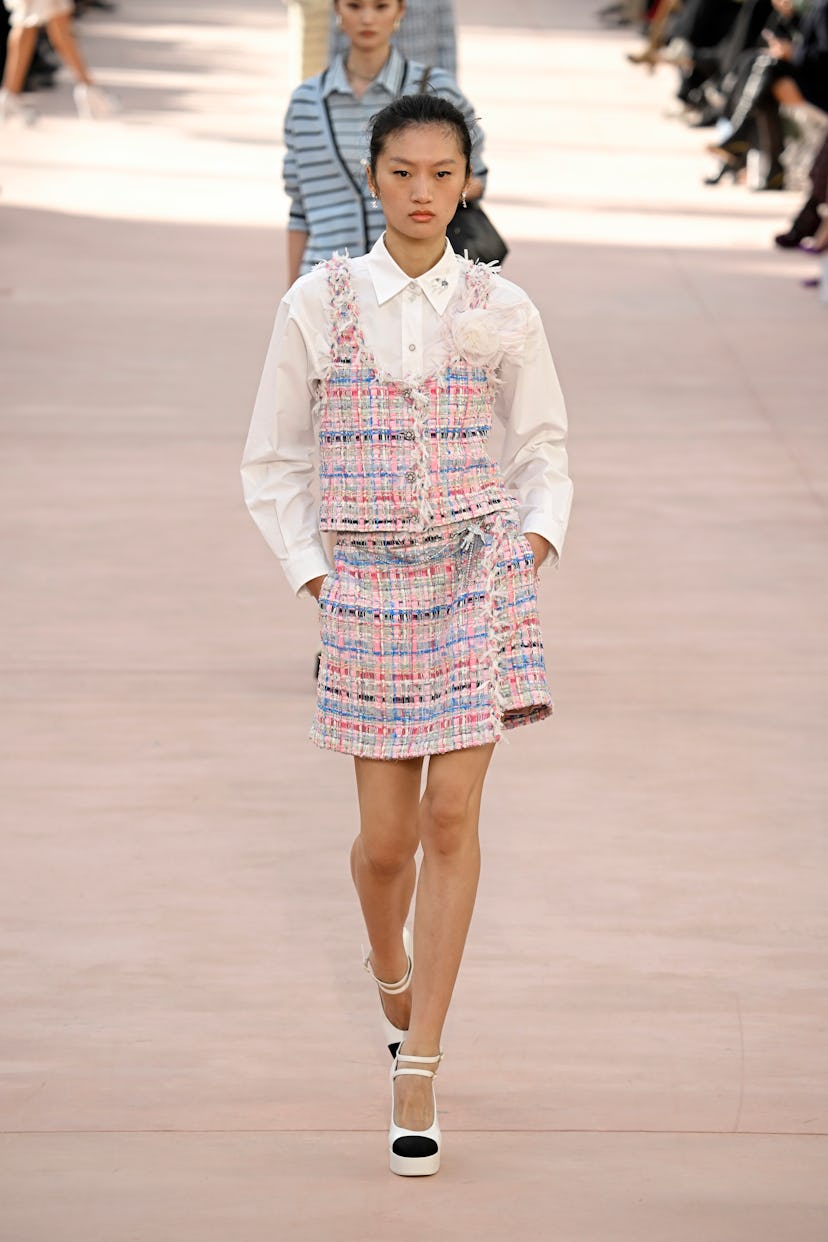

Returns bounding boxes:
[369,124,470,246]
[335,0,404,51]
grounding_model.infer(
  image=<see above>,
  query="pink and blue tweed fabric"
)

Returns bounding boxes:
[311,517,552,759]
[310,257,553,759]
[317,255,513,534]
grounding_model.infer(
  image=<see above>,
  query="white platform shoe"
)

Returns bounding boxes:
[73,83,121,119]
[389,1046,443,1177]
[362,926,413,1058]
[0,89,38,125]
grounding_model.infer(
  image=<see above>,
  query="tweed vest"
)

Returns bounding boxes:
[316,255,513,533]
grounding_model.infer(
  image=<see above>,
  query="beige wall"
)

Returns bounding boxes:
[286,0,331,83]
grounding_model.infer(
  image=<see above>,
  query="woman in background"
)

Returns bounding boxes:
[1,0,117,122]
[282,0,486,282]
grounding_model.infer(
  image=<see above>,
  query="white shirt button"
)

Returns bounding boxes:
[408,343,416,352]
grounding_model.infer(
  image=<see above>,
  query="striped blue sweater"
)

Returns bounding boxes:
[283,49,488,274]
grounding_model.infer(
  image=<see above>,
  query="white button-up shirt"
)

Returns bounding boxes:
[242,236,573,596]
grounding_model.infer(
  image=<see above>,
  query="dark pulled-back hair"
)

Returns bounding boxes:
[369,93,472,177]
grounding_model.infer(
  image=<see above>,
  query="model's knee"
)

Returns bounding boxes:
[420,788,475,857]
[358,829,416,877]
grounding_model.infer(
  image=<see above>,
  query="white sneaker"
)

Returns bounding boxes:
[73,83,121,119]
[0,89,38,126]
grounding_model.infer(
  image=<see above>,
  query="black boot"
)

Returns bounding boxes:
[774,196,821,247]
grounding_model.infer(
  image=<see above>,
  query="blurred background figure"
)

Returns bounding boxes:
[775,129,828,248]
[625,0,681,67]
[285,0,330,83]
[706,0,828,190]
[329,0,457,75]
[1,0,59,94]
[659,0,777,124]
[283,0,485,283]
[617,0,828,270]
[621,0,828,193]
[597,1,648,30]
[1,0,119,121]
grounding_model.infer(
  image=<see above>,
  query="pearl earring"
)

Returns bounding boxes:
[461,191,468,209]
[335,12,342,28]
[393,18,401,31]
[370,192,379,209]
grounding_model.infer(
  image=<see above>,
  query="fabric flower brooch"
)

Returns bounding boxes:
[447,306,527,369]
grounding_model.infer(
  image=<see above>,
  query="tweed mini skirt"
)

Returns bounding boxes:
[310,510,552,760]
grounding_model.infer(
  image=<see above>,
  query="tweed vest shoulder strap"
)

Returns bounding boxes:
[462,259,495,311]
[325,252,365,365]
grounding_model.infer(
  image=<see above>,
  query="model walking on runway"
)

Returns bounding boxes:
[242,93,573,1176]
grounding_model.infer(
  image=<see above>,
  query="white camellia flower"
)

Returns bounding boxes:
[448,306,528,368]
[449,309,502,366]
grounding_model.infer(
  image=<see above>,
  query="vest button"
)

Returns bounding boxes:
[402,430,415,441]
[405,469,417,482]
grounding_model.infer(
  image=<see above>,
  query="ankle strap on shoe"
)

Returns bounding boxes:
[395,1048,443,1065]
[393,1048,443,1080]
[362,945,413,995]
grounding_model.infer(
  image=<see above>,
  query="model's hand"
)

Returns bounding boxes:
[525,533,551,571]
[306,574,327,601]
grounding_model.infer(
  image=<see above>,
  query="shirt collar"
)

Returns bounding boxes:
[367,234,460,314]
[323,55,350,98]
[323,47,405,100]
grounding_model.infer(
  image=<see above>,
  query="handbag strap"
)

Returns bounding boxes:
[417,65,433,93]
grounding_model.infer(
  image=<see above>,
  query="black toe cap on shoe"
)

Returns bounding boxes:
[392,1136,439,1159]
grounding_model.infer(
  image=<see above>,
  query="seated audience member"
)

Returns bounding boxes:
[775,130,828,248]
[707,0,828,190]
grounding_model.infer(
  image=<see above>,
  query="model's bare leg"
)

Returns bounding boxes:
[395,742,495,1130]
[352,756,424,1033]
[2,26,39,94]
[44,14,93,84]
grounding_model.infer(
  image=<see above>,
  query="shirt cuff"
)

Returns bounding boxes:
[285,548,333,598]
[521,512,566,567]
